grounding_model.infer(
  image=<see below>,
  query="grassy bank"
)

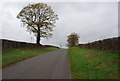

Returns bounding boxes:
[2,47,59,67]
[68,47,119,79]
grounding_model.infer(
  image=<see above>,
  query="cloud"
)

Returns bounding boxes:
[1,2,118,47]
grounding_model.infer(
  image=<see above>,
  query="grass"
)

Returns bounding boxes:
[2,47,59,67]
[68,47,119,79]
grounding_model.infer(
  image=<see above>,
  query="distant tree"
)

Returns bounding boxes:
[17,3,59,45]
[67,33,80,47]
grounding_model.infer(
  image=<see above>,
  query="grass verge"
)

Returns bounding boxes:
[68,47,119,79]
[2,47,59,67]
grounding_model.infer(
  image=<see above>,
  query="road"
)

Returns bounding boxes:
[2,49,71,79]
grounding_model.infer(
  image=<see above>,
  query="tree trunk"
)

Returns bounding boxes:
[36,25,42,46]
[36,33,41,45]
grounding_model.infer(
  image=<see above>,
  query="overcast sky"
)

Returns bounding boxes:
[0,2,118,48]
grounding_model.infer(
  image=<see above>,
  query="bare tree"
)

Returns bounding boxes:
[17,3,59,45]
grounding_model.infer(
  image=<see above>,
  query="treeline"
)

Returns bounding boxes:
[1,39,59,48]
[78,37,120,52]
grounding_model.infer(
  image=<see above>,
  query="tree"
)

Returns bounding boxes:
[67,33,80,47]
[17,3,59,45]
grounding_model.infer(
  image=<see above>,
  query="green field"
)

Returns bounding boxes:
[2,47,59,67]
[68,47,119,79]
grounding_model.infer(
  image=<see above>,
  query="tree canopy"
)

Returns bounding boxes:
[17,3,59,45]
[67,33,80,47]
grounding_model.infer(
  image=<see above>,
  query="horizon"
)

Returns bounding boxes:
[1,2,118,48]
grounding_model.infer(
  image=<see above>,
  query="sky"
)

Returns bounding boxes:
[0,2,118,48]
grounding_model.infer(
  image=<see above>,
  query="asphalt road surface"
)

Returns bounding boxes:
[2,49,71,79]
